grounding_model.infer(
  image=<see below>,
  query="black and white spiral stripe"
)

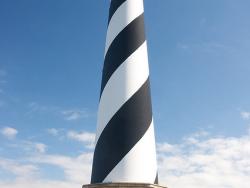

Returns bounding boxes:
[91,0,158,184]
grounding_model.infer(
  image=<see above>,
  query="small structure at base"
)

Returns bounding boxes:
[83,183,167,188]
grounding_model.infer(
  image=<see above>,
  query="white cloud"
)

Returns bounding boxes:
[157,143,180,154]
[1,127,18,139]
[62,109,90,121]
[26,103,92,121]
[30,152,93,184]
[26,103,84,119]
[0,180,78,188]
[177,41,233,54]
[67,131,95,143]
[1,128,250,188]
[26,102,59,115]
[23,142,47,154]
[0,158,38,179]
[67,131,95,149]
[34,143,47,153]
[47,128,59,136]
[0,156,81,188]
[158,132,250,188]
[46,128,95,148]
[8,141,48,154]
[241,111,250,120]
[0,150,92,187]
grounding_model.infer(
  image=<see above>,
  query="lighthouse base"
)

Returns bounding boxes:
[82,183,167,188]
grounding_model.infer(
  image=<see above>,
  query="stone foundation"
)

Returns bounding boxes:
[82,183,167,188]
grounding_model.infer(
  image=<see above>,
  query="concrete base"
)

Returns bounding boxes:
[82,183,167,188]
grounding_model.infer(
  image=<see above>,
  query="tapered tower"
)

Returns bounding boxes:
[83,1,166,188]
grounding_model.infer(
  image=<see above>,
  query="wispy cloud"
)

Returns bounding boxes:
[26,102,92,121]
[61,109,91,121]
[0,158,39,179]
[46,128,95,148]
[7,140,48,154]
[1,128,250,188]
[0,179,78,188]
[34,143,47,153]
[177,41,234,54]
[26,102,59,115]
[157,143,180,154]
[1,127,18,139]
[241,111,250,120]
[30,152,93,184]
[67,131,95,149]
[0,178,78,188]
[47,128,60,136]
[0,129,92,186]
[0,152,92,188]
[158,131,250,188]
[23,141,47,154]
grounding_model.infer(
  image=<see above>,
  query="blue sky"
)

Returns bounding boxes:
[1,0,250,188]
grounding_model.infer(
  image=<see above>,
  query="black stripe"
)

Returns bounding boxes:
[154,173,159,184]
[108,0,127,24]
[100,13,146,96]
[91,78,152,183]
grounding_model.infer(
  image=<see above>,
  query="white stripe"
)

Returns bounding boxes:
[105,0,144,56]
[96,42,149,143]
[103,121,157,183]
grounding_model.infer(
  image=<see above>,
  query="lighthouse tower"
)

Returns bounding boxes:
[83,0,166,188]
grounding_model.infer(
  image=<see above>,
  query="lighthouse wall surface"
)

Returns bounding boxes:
[90,0,159,185]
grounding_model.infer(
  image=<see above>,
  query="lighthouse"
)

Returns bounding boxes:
[83,0,167,187]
